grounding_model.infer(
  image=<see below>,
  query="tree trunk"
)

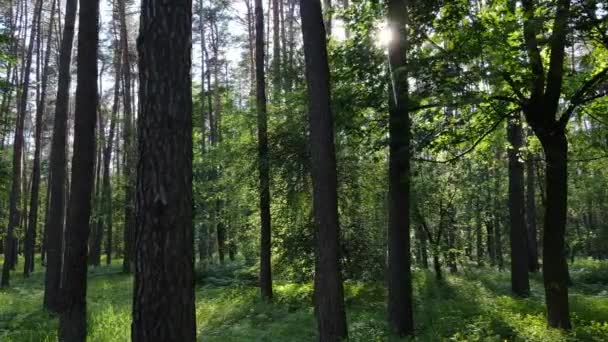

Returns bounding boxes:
[255,0,274,301]
[507,116,530,296]
[272,0,281,93]
[538,131,571,329]
[58,0,99,338]
[2,0,43,287]
[386,0,414,336]
[486,220,495,266]
[475,206,484,267]
[105,24,121,266]
[44,0,77,312]
[300,0,348,339]
[118,0,135,274]
[526,155,539,272]
[25,0,55,277]
[132,1,196,340]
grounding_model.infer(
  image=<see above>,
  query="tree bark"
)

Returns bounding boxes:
[132,1,196,340]
[386,0,414,336]
[507,115,530,296]
[118,0,135,274]
[538,131,571,328]
[44,0,78,312]
[300,0,348,340]
[526,155,539,272]
[255,0,274,301]
[58,0,99,338]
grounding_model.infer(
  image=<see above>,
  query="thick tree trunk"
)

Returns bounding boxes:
[58,0,99,338]
[386,0,414,336]
[132,1,196,340]
[300,0,348,339]
[255,0,274,301]
[538,131,571,329]
[2,0,43,287]
[507,116,530,296]
[526,156,539,272]
[44,0,77,312]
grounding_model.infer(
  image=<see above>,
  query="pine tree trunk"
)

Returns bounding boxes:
[58,0,99,338]
[132,1,196,340]
[44,0,77,312]
[300,0,348,339]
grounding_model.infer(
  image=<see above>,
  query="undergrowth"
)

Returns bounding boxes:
[0,257,606,341]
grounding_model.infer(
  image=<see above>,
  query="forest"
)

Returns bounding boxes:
[0,0,607,341]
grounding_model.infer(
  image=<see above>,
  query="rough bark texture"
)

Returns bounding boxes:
[507,116,530,297]
[300,0,348,340]
[44,0,78,312]
[255,0,274,301]
[58,0,99,339]
[132,1,196,340]
[386,0,414,336]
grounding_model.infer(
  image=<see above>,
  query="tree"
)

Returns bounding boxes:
[1,0,43,287]
[516,0,608,328]
[507,114,530,297]
[255,0,273,301]
[24,0,56,277]
[118,0,135,274]
[132,0,196,340]
[300,0,347,339]
[44,0,78,312]
[386,0,414,336]
[58,0,99,338]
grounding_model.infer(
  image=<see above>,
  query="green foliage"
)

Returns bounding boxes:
[1,258,607,341]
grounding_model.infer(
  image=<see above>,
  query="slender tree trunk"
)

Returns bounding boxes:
[526,155,539,272]
[44,0,78,312]
[58,0,99,338]
[2,0,43,287]
[255,0,274,301]
[272,0,281,93]
[507,116,530,296]
[118,0,135,274]
[486,220,495,266]
[386,0,414,336]
[132,1,196,340]
[300,0,348,339]
[25,0,56,277]
[475,205,484,267]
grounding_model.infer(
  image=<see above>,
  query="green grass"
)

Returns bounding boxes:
[0,258,607,341]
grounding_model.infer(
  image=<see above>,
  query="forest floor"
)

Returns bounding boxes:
[0,257,607,341]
